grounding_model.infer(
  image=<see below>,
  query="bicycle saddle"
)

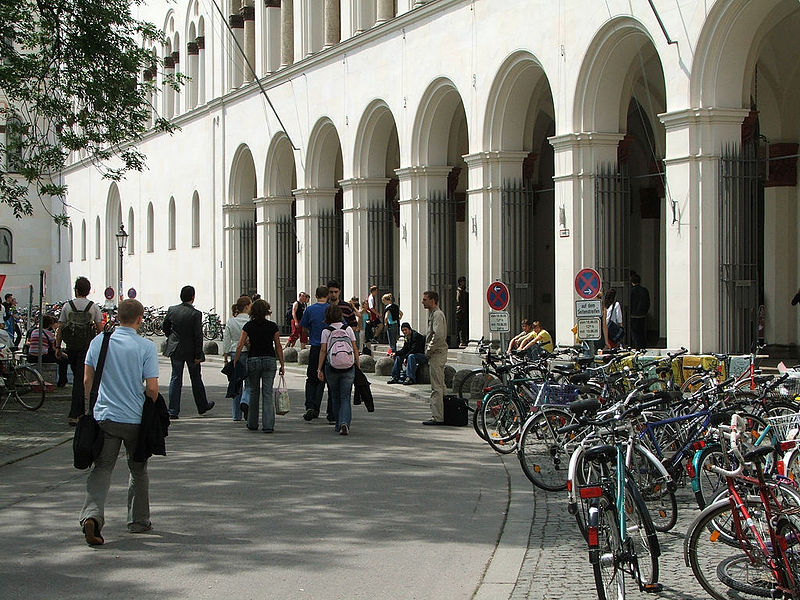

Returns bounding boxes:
[584,444,616,463]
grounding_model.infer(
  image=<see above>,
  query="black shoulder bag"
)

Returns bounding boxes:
[73,330,112,470]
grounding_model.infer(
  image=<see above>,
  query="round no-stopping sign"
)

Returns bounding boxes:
[486,281,510,311]
[574,268,602,300]
[127,288,137,299]
[104,286,115,300]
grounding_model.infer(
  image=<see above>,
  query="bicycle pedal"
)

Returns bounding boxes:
[642,583,663,594]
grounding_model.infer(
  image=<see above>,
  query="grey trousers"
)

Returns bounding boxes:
[427,350,447,422]
[79,420,150,533]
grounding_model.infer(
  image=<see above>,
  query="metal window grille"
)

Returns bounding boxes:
[501,180,535,329]
[318,210,343,285]
[238,218,257,296]
[428,191,457,346]
[276,216,297,333]
[367,203,395,293]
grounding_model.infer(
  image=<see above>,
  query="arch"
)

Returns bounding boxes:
[692,0,798,109]
[81,219,86,261]
[191,191,200,247]
[483,51,553,151]
[352,99,401,178]
[305,117,344,188]
[573,16,661,133]
[146,203,154,252]
[127,207,135,255]
[168,196,176,250]
[411,77,467,166]
[229,144,257,204]
[187,21,198,109]
[264,132,298,196]
[105,183,122,289]
[0,227,11,263]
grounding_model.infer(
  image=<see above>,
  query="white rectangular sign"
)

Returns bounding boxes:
[489,311,511,333]
[575,299,603,318]
[577,317,602,341]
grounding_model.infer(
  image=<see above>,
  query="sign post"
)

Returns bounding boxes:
[486,281,511,349]
[574,269,603,345]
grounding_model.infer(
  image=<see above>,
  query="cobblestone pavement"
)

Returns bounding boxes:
[0,389,72,465]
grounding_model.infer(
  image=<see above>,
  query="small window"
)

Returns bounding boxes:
[68,224,73,262]
[95,217,101,259]
[56,224,62,263]
[81,220,87,261]
[127,208,135,255]
[168,197,176,250]
[147,202,154,252]
[191,192,200,247]
[0,227,12,263]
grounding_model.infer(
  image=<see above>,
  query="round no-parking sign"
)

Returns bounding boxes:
[574,268,602,300]
[486,281,510,311]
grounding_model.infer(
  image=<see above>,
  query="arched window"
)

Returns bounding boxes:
[81,219,87,261]
[127,208,135,255]
[95,216,101,259]
[56,224,62,263]
[147,202,154,252]
[68,224,73,262]
[191,192,200,247]
[0,227,12,263]
[168,197,176,250]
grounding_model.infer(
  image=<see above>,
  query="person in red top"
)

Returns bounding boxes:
[26,314,69,386]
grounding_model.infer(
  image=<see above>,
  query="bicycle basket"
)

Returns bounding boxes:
[526,382,580,407]
[773,377,800,399]
[767,412,800,441]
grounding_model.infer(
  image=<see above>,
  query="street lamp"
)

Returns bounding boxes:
[115,223,128,305]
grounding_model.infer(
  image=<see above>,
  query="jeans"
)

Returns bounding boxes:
[246,355,278,431]
[406,353,428,382]
[79,420,149,533]
[305,345,325,415]
[391,355,405,380]
[67,348,88,419]
[386,322,400,353]
[168,357,210,416]
[324,365,354,431]
[227,351,250,420]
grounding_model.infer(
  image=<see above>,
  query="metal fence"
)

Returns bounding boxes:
[428,191,457,346]
[501,180,536,331]
[367,204,395,294]
[238,219,257,297]
[275,216,297,333]
[318,210,343,285]
[719,143,761,354]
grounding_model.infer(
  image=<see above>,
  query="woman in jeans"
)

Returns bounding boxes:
[381,293,402,355]
[223,296,251,421]
[234,299,285,432]
[316,303,359,435]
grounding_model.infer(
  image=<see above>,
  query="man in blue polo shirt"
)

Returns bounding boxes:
[299,285,329,421]
[78,299,160,546]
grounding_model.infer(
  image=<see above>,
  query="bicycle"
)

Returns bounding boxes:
[0,345,46,412]
[202,309,222,340]
[685,414,800,600]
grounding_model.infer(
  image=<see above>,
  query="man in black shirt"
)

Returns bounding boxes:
[629,272,650,350]
[387,323,427,384]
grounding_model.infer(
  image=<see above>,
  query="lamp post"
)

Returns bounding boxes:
[115,224,128,305]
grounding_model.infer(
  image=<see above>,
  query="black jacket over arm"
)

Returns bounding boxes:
[396,330,425,359]
[163,302,205,361]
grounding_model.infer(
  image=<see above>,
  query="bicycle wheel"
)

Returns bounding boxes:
[776,515,800,593]
[628,445,678,533]
[685,497,775,600]
[202,321,214,340]
[472,397,488,441]
[716,555,776,597]
[590,492,625,600]
[623,476,660,587]
[481,390,522,454]
[11,365,45,411]
[517,407,573,491]
[694,446,728,510]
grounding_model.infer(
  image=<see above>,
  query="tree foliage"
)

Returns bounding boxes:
[0,0,180,222]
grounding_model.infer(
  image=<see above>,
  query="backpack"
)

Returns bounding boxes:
[285,303,294,327]
[326,325,354,370]
[62,300,96,350]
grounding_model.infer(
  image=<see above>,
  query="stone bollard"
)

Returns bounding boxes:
[452,369,472,396]
[470,373,500,399]
[203,341,219,355]
[283,347,298,363]
[359,353,376,373]
[444,364,456,389]
[374,356,394,376]
[416,362,430,384]
[297,348,310,365]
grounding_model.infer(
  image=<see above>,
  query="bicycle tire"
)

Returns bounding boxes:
[590,492,625,600]
[481,390,522,454]
[628,445,678,533]
[623,474,660,587]
[517,407,573,491]
[202,321,214,341]
[776,516,800,594]
[694,446,728,510]
[685,497,775,600]
[472,397,488,441]
[716,555,775,597]
[12,365,45,411]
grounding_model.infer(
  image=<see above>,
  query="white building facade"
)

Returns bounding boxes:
[43,0,799,353]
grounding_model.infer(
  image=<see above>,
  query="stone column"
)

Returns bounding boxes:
[255,195,294,306]
[264,2,281,73]
[395,165,452,328]
[340,178,390,305]
[229,14,244,88]
[658,108,750,351]
[376,0,394,23]
[463,151,529,341]
[280,0,294,68]
[242,2,256,82]
[548,132,624,346]
[324,0,341,48]
[293,187,336,293]
[187,42,199,109]
[196,36,205,104]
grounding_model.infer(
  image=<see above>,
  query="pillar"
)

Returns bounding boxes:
[242,2,256,82]
[395,166,452,329]
[163,55,175,119]
[548,132,624,347]
[324,0,341,48]
[340,177,390,304]
[223,204,257,311]
[376,0,394,24]
[171,51,181,115]
[463,151,529,341]
[293,187,336,294]
[280,0,294,68]
[659,108,749,351]
[255,195,294,307]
